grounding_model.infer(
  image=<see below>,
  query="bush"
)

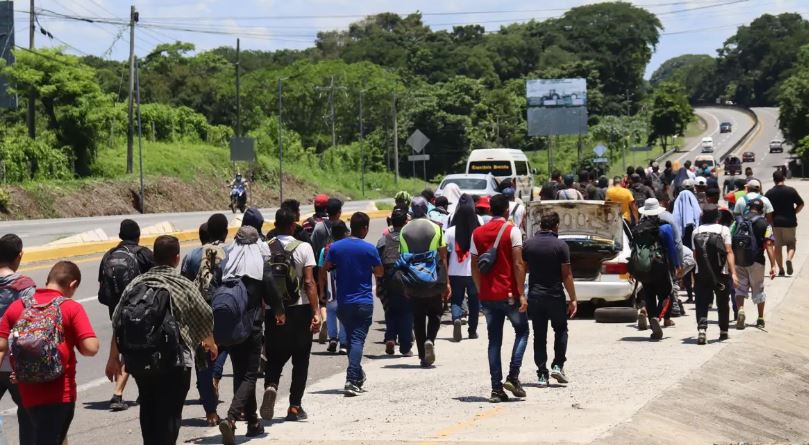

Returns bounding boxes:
[251,116,307,161]
[0,126,72,182]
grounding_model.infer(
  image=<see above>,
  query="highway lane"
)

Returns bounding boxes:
[0,217,391,445]
[672,106,756,166]
[0,200,381,248]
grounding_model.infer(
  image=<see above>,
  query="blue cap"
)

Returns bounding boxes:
[502,187,515,197]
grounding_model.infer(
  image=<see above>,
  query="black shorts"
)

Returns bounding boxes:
[28,402,75,445]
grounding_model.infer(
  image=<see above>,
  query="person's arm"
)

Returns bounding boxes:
[318,265,328,306]
[70,304,99,357]
[372,264,384,278]
[511,245,527,313]
[438,245,451,300]
[77,337,100,357]
[105,336,122,382]
[797,204,805,215]
[301,265,320,329]
[726,240,738,288]
[661,226,681,269]
[561,263,577,318]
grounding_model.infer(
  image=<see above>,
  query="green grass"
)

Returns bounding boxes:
[685,115,708,138]
[375,201,394,210]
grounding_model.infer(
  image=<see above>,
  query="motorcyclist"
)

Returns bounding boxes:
[229,173,249,189]
[228,173,249,212]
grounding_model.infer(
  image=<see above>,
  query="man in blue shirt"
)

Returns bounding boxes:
[324,212,383,397]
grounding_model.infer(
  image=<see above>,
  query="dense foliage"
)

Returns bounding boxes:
[778,45,809,161]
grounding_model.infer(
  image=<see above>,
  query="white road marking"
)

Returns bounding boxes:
[76,295,99,304]
[677,109,721,162]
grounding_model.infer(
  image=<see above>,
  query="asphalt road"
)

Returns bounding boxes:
[672,106,756,165]
[0,217,389,445]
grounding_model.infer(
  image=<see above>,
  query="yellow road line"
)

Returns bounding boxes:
[420,406,504,445]
[19,255,106,273]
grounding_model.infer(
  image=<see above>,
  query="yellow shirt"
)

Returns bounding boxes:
[606,186,635,222]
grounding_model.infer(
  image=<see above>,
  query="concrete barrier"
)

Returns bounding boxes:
[21,209,393,266]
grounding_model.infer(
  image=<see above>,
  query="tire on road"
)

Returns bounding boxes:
[594,307,638,323]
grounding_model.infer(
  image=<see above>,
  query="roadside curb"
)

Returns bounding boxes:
[22,209,392,265]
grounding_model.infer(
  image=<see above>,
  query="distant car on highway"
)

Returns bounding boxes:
[526,200,634,306]
[724,156,742,175]
[436,173,499,198]
[701,137,714,153]
[769,139,784,153]
[742,151,756,163]
[720,122,732,133]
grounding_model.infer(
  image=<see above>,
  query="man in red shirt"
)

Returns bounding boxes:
[0,261,99,445]
[471,194,529,403]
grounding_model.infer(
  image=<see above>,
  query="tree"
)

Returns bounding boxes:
[778,45,809,159]
[648,83,693,152]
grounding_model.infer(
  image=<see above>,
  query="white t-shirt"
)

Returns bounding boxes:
[470,219,524,256]
[445,226,472,277]
[276,235,316,306]
[691,224,732,274]
[733,192,774,216]
[508,202,526,230]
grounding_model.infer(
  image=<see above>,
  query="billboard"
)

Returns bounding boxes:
[0,2,15,109]
[526,78,587,136]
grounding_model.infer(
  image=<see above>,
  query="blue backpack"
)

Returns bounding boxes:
[211,278,252,347]
[396,251,440,293]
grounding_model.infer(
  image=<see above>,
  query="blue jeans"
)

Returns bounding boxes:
[337,303,374,384]
[384,294,414,353]
[196,348,228,415]
[327,299,348,346]
[450,276,479,335]
[481,300,529,390]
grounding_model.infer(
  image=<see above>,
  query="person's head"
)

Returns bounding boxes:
[475,196,491,215]
[153,235,181,268]
[394,191,411,208]
[700,204,720,225]
[46,261,81,298]
[747,198,765,215]
[198,223,210,245]
[746,179,761,193]
[332,221,350,240]
[598,175,609,188]
[630,173,641,184]
[280,199,301,221]
[207,213,229,243]
[695,176,708,190]
[652,161,660,172]
[434,196,449,210]
[119,219,141,242]
[411,197,429,219]
[682,179,695,191]
[242,207,266,236]
[635,167,645,178]
[421,189,435,204]
[0,234,23,270]
[314,194,329,214]
[350,212,370,239]
[773,170,786,185]
[235,173,242,181]
[613,176,623,187]
[551,170,562,182]
[745,167,753,177]
[274,208,297,236]
[563,175,575,188]
[626,166,635,176]
[665,160,672,170]
[684,160,692,169]
[326,198,343,220]
[540,212,560,233]
[706,188,721,204]
[389,208,408,229]
[502,187,516,201]
[735,178,747,191]
[579,170,590,183]
[490,194,510,218]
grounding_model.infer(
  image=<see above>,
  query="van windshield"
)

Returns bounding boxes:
[468,161,512,176]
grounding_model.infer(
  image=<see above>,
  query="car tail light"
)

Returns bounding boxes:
[602,261,628,275]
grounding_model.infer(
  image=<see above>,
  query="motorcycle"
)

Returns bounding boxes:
[230,184,247,213]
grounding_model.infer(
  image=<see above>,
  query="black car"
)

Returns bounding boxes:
[724,156,742,175]
[742,151,755,163]
[720,122,732,133]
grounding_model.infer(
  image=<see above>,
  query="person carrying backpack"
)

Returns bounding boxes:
[260,209,320,424]
[97,219,154,412]
[691,205,738,345]
[106,236,217,445]
[732,199,776,330]
[302,194,330,237]
[318,221,349,354]
[629,199,681,341]
[399,197,451,368]
[376,208,414,355]
[0,261,98,445]
[0,234,35,443]
[445,204,480,342]
[555,176,584,201]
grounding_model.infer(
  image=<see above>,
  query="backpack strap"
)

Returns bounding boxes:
[284,240,304,255]
[492,221,511,249]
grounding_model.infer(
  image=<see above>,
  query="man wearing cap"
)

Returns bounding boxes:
[303,194,330,237]
[503,188,527,232]
[400,197,451,367]
[634,199,681,340]
[556,175,583,201]
[733,180,774,223]
[694,177,709,205]
[476,196,492,224]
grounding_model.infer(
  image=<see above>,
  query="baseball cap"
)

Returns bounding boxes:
[746,179,761,189]
[651,161,659,168]
[475,196,491,210]
[502,187,515,198]
[682,179,695,189]
[314,194,329,206]
[695,177,707,186]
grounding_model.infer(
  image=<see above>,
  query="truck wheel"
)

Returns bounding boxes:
[594,307,638,323]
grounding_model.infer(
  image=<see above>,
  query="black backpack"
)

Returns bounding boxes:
[114,283,183,377]
[267,238,303,306]
[211,278,253,347]
[99,246,140,308]
[693,231,728,288]
[732,214,763,267]
[628,217,664,283]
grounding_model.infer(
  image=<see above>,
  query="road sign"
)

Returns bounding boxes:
[592,157,609,164]
[229,137,256,161]
[629,145,652,152]
[408,154,430,162]
[406,129,429,154]
[593,144,607,157]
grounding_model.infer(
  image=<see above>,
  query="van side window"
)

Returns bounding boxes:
[515,161,528,176]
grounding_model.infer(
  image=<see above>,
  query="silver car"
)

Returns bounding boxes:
[436,173,499,197]
[526,200,634,305]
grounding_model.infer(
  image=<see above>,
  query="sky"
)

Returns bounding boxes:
[6,0,809,78]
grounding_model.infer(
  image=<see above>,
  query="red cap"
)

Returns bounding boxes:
[475,196,490,210]
[314,194,329,206]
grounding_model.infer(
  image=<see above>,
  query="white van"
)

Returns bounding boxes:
[701,137,714,153]
[466,148,535,201]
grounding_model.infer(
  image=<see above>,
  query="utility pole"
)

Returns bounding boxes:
[359,88,365,197]
[314,76,346,150]
[278,78,284,203]
[392,90,399,185]
[126,5,138,174]
[235,38,241,137]
[135,58,145,213]
[26,0,35,139]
